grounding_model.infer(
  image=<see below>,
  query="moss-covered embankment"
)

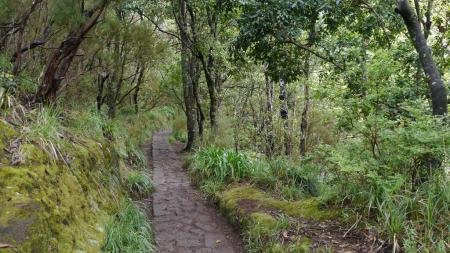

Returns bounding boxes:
[0,120,125,252]
[209,184,336,252]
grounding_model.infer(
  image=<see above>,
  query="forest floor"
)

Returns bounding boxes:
[149,131,244,253]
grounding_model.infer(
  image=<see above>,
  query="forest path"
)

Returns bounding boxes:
[151,131,243,253]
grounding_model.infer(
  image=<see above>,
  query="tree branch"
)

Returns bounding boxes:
[280,38,346,71]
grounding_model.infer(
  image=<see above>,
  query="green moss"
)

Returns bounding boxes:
[290,237,313,253]
[0,120,18,154]
[249,212,278,234]
[21,144,50,165]
[221,186,337,221]
[0,120,17,138]
[217,186,337,252]
[0,138,122,252]
[264,198,337,220]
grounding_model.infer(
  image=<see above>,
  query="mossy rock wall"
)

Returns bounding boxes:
[0,121,124,252]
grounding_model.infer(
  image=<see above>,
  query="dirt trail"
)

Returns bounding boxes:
[151,131,243,253]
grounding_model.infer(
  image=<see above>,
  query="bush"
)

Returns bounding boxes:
[103,200,155,253]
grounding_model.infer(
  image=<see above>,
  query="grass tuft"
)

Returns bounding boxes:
[103,200,155,253]
[191,147,252,183]
[126,171,154,199]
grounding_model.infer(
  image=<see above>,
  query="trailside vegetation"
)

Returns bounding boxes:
[1,0,448,252]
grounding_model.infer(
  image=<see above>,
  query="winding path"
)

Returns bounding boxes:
[151,131,243,253]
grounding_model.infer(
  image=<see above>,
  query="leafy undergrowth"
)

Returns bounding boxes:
[188,148,379,252]
[0,101,165,252]
[189,147,449,252]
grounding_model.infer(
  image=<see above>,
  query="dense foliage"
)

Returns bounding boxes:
[1,0,448,252]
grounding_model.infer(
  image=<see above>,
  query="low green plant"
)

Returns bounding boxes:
[199,179,225,200]
[171,129,187,143]
[25,107,63,142]
[280,185,305,201]
[267,158,319,197]
[191,147,253,183]
[67,107,106,139]
[126,171,154,199]
[103,200,155,253]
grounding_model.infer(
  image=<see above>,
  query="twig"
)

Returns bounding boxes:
[343,214,361,238]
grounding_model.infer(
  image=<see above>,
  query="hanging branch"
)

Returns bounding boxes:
[11,24,52,62]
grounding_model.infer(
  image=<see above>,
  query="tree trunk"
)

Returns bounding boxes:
[192,65,204,136]
[179,0,197,150]
[12,24,25,76]
[107,40,126,119]
[279,79,291,155]
[96,72,109,111]
[300,84,310,156]
[300,16,317,157]
[188,3,220,132]
[107,76,117,118]
[34,1,107,104]
[264,69,274,157]
[11,0,44,76]
[204,68,218,130]
[196,96,205,137]
[134,66,145,113]
[396,0,447,115]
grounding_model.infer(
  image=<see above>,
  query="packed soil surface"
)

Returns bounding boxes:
[150,131,243,253]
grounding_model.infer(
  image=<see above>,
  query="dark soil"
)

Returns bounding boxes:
[235,196,389,253]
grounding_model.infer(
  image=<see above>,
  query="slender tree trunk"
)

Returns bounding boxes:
[12,24,25,76]
[300,84,310,156]
[191,55,204,136]
[264,68,274,157]
[134,66,145,113]
[34,1,107,103]
[205,71,218,130]
[11,0,44,76]
[11,24,52,64]
[192,57,205,137]
[300,16,317,157]
[179,0,197,150]
[196,97,205,136]
[107,41,126,119]
[279,79,291,155]
[205,5,220,131]
[396,0,447,115]
[97,72,109,111]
